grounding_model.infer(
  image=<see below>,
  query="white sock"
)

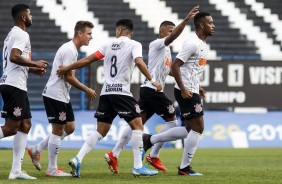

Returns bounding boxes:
[112,126,132,158]
[77,131,103,162]
[150,126,188,144]
[11,131,27,174]
[180,130,201,169]
[35,131,67,153]
[48,134,61,171]
[149,120,178,158]
[131,130,143,169]
[0,127,4,138]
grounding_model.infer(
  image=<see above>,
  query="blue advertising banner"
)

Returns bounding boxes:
[0,111,281,149]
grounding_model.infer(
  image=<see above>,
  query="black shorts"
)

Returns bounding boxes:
[0,85,31,120]
[138,87,175,120]
[95,95,141,123]
[174,88,204,120]
[43,96,74,124]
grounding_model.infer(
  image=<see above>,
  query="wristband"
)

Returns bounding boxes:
[150,78,156,83]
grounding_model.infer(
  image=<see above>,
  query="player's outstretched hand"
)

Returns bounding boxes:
[181,88,193,99]
[57,66,68,77]
[36,60,48,69]
[86,88,97,101]
[152,81,162,92]
[186,5,200,20]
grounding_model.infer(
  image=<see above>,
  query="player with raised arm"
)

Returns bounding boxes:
[27,21,96,177]
[104,6,199,174]
[143,12,215,176]
[0,4,48,180]
[57,19,161,177]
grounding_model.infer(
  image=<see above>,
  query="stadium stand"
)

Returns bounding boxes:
[0,0,282,110]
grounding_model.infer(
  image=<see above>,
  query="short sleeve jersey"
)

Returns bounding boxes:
[0,26,31,91]
[174,33,208,94]
[96,36,143,96]
[42,41,78,103]
[141,38,171,91]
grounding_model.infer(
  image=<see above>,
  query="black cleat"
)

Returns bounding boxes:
[178,165,203,176]
[142,133,153,160]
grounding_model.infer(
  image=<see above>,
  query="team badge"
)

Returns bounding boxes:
[167,105,175,114]
[135,104,141,113]
[58,111,66,121]
[13,107,22,117]
[194,103,202,113]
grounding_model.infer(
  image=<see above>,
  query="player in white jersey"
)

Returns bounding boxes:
[104,6,200,173]
[56,19,162,177]
[26,21,96,177]
[0,4,48,180]
[143,12,215,176]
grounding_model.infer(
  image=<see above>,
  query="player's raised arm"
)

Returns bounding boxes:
[164,5,199,46]
[57,52,101,76]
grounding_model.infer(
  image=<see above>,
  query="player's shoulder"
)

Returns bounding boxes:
[11,26,29,39]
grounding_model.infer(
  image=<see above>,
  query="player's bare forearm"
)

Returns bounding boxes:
[135,57,153,81]
[172,59,185,90]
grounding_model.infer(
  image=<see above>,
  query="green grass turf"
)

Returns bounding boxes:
[0,148,281,184]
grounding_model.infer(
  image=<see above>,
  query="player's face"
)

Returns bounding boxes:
[160,25,175,38]
[23,9,32,27]
[203,16,215,36]
[80,27,93,46]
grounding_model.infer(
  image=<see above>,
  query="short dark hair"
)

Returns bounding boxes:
[194,12,211,28]
[11,4,30,19]
[159,21,175,29]
[116,19,134,31]
[74,21,94,36]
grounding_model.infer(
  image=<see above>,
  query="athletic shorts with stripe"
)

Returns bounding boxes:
[174,88,204,121]
[94,95,141,123]
[43,96,74,124]
[0,85,31,120]
[138,87,175,120]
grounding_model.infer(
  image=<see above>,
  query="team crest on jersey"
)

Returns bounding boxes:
[167,105,175,114]
[194,103,202,113]
[13,107,22,117]
[58,111,66,121]
[135,104,141,113]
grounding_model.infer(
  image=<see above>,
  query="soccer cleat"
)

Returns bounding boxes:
[46,168,72,177]
[68,156,81,178]
[104,151,119,174]
[8,171,37,180]
[146,155,167,171]
[142,133,153,160]
[178,165,203,176]
[27,146,41,171]
[132,165,158,177]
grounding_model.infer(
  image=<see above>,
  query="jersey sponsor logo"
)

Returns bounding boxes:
[167,105,175,114]
[105,83,122,92]
[111,43,122,51]
[198,58,207,66]
[13,107,22,117]
[194,103,203,113]
[95,111,105,116]
[118,111,131,115]
[58,111,66,121]
[165,57,171,67]
[48,116,55,120]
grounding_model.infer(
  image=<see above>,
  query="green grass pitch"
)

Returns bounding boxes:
[0,148,281,184]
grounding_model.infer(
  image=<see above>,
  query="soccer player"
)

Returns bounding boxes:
[143,12,215,176]
[57,19,161,177]
[0,4,48,180]
[27,21,97,176]
[104,6,199,174]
